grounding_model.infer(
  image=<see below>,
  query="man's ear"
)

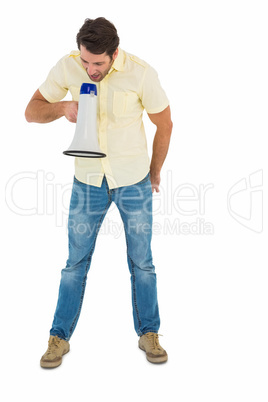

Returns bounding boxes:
[113,48,119,60]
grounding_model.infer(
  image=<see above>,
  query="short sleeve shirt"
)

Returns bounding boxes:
[39,48,169,189]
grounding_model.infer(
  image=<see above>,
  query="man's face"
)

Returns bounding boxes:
[80,45,118,82]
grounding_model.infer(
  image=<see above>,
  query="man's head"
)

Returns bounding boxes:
[77,17,120,82]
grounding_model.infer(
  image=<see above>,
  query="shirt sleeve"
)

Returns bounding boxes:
[140,65,169,114]
[39,55,69,103]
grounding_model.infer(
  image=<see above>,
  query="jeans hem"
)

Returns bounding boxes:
[50,332,69,341]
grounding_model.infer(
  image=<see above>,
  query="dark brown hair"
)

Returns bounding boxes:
[76,17,120,59]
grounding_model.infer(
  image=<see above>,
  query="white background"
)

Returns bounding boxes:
[1,0,267,401]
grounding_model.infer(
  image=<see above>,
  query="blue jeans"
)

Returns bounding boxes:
[50,173,160,340]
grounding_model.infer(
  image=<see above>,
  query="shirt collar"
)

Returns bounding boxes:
[110,47,125,72]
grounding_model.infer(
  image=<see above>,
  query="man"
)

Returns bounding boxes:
[25,17,173,368]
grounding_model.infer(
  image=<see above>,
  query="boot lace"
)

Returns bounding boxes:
[47,336,61,355]
[146,332,162,351]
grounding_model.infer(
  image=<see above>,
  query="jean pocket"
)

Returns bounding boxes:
[73,176,86,186]
[136,173,150,185]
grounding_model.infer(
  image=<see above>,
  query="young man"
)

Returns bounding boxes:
[25,17,173,368]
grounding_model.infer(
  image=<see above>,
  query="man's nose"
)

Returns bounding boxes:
[87,65,96,76]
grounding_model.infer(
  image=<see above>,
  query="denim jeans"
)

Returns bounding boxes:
[50,173,160,340]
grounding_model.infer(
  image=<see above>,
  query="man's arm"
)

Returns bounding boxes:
[25,89,78,123]
[148,105,173,193]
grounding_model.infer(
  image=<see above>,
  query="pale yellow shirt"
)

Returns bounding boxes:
[39,48,169,189]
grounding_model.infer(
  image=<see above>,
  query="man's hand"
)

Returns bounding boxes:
[150,171,161,193]
[63,101,78,123]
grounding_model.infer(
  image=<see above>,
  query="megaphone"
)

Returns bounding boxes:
[63,83,106,158]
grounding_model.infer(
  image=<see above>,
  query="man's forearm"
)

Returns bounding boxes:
[150,127,172,192]
[150,129,171,175]
[148,106,173,192]
[25,99,66,123]
[25,89,79,124]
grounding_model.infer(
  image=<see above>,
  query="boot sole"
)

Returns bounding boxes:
[40,347,70,369]
[139,345,168,364]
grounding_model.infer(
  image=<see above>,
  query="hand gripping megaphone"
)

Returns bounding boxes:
[63,83,106,158]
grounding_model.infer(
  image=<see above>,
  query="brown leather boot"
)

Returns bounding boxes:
[139,332,168,363]
[40,335,70,368]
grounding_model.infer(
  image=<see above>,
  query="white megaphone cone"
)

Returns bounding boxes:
[63,83,106,158]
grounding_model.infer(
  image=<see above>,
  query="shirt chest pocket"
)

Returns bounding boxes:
[113,91,141,117]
